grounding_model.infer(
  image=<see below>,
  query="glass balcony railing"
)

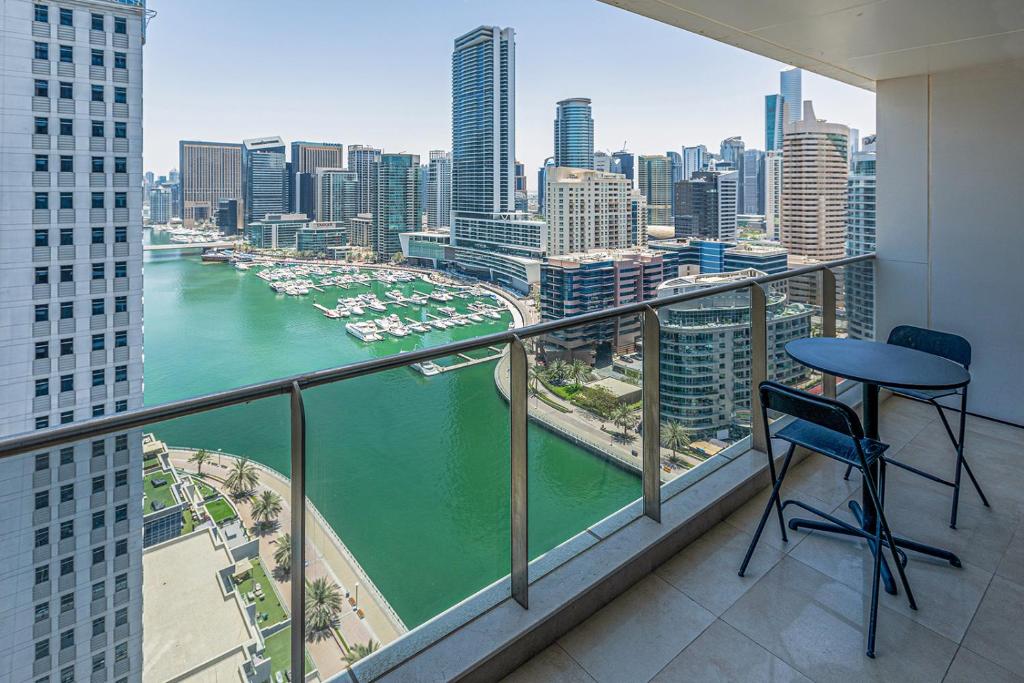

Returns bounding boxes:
[0,253,873,682]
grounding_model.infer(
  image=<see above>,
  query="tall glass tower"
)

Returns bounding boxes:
[242,137,288,223]
[553,98,594,169]
[764,94,784,150]
[780,68,802,124]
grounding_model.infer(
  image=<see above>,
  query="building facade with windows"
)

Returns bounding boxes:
[637,154,672,226]
[289,140,343,217]
[242,136,288,224]
[147,187,170,225]
[374,153,420,259]
[845,136,877,339]
[544,167,630,256]
[347,145,382,217]
[553,97,594,170]
[315,168,358,224]
[0,2,146,681]
[178,139,243,228]
[427,150,452,229]
[672,170,738,242]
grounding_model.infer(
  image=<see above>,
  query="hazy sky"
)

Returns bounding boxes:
[143,0,875,179]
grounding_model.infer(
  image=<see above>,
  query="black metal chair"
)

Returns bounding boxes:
[842,325,989,528]
[739,381,917,658]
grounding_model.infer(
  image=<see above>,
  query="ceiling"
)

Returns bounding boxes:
[598,0,1024,90]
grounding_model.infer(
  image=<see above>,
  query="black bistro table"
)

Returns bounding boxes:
[785,337,968,593]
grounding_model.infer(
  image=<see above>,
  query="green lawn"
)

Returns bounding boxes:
[205,497,237,525]
[236,559,287,628]
[143,471,178,513]
[262,627,313,680]
[191,477,217,500]
[181,508,196,535]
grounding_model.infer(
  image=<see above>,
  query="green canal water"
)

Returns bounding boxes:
[142,238,640,628]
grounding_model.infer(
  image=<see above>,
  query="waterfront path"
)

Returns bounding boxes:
[169,451,405,678]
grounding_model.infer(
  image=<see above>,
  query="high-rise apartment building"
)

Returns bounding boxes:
[592,151,613,173]
[779,101,849,260]
[672,170,738,241]
[637,155,672,226]
[347,145,382,216]
[289,141,343,216]
[628,190,648,248]
[537,157,554,214]
[544,167,630,255]
[846,135,877,340]
[374,153,421,259]
[242,137,288,224]
[514,160,528,212]
[764,94,784,151]
[741,148,764,214]
[553,97,594,169]
[780,67,802,123]
[0,2,146,680]
[720,136,745,209]
[612,151,635,187]
[681,145,706,180]
[178,140,243,228]
[427,151,452,229]
[315,169,359,223]
[763,150,783,240]
[148,187,171,224]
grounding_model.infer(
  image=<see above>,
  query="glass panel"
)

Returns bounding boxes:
[844,259,876,341]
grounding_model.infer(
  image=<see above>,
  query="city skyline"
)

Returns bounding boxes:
[142,0,875,178]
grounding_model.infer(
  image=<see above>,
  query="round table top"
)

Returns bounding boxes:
[785,338,970,390]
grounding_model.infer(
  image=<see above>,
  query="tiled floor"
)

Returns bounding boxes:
[505,397,1024,683]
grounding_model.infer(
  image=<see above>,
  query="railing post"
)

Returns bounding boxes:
[749,284,769,453]
[509,336,529,609]
[642,306,661,523]
[289,382,307,683]
[821,268,837,399]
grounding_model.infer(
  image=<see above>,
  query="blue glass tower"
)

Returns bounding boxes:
[242,137,288,224]
[553,98,594,169]
[780,67,802,124]
[765,94,783,150]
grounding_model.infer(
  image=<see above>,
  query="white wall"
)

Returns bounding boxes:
[877,61,1024,424]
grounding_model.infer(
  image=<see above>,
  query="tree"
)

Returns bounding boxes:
[567,359,591,389]
[305,577,343,641]
[189,449,211,476]
[224,457,259,497]
[547,359,568,384]
[251,489,282,531]
[529,365,545,396]
[273,533,291,574]
[662,420,691,463]
[344,640,380,665]
[391,251,406,264]
[610,403,636,437]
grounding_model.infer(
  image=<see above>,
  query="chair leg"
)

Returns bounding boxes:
[862,466,918,611]
[739,444,795,577]
[843,463,853,481]
[866,500,883,658]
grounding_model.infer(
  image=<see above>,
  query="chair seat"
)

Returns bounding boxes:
[776,419,889,468]
[884,385,960,402]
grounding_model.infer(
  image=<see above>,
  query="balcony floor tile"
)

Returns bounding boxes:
[943,646,1023,683]
[961,575,1024,675]
[502,645,595,683]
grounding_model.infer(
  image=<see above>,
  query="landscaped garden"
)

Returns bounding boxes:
[190,476,217,500]
[204,497,237,525]
[143,470,178,513]
[236,558,287,628]
[262,627,313,680]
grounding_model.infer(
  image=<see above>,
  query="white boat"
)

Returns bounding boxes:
[438,306,457,316]
[430,319,448,329]
[323,309,342,319]
[468,314,484,323]
[409,322,429,333]
[367,300,387,312]
[335,307,351,318]
[483,310,501,319]
[454,317,469,326]
[389,325,410,338]
[385,290,404,301]
[411,361,441,376]
[346,322,381,342]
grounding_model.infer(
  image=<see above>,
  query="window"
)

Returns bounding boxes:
[59,192,73,209]
[59,227,73,245]
[35,640,49,661]
[59,519,73,540]
[114,470,127,488]
[114,296,127,313]
[115,434,127,451]
[35,341,49,360]
[91,475,104,494]
[92,653,105,673]
[60,556,74,576]
[92,440,105,458]
[114,192,127,208]
[114,121,126,138]
[91,333,104,351]
[92,545,105,565]
[91,48,104,66]
[91,120,104,137]
[34,116,49,134]
[59,410,73,425]
[113,86,126,104]
[35,229,49,247]
[35,266,49,284]
[35,378,49,398]
[114,504,127,523]
[59,155,73,172]
[92,262,104,279]
[114,261,126,278]
[60,483,73,503]
[35,565,50,585]
[114,52,126,69]
[35,193,49,210]
[59,118,73,136]
[91,13,103,31]
[92,157,104,173]
[35,4,48,23]
[34,42,49,60]
[92,616,105,637]
[92,581,105,601]
[59,301,73,319]
[92,510,105,530]
[60,666,74,683]
[59,447,73,465]
[59,264,73,282]
[92,298,104,315]
[114,573,127,592]
[35,155,49,172]
[91,84,104,102]
[91,192,104,209]
[34,490,49,509]
[58,45,73,63]
[60,375,73,392]
[35,416,49,430]
[114,538,127,556]
[114,16,126,34]
[59,81,72,99]
[114,226,127,243]
[115,642,128,663]
[115,607,127,627]
[114,366,127,382]
[34,79,49,97]
[34,527,49,548]
[59,629,74,650]
[91,369,105,387]
[59,8,73,26]
[35,304,49,322]
[92,226,105,244]
[92,404,105,418]
[115,399,127,413]
[114,157,127,174]
[35,602,49,623]
[115,331,127,348]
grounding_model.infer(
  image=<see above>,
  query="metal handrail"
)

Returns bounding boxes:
[0,252,873,460]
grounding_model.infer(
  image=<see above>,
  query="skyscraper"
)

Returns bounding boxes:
[0,2,146,680]
[427,151,452,229]
[514,160,528,212]
[149,187,172,225]
[780,101,849,260]
[612,151,635,187]
[553,98,594,169]
[763,150,783,240]
[289,141,343,216]
[374,153,421,259]
[178,140,243,228]
[593,151,613,173]
[846,135,877,340]
[242,137,288,224]
[667,151,684,218]
[672,170,738,241]
[637,155,673,225]
[741,148,764,215]
[315,169,359,223]
[347,145,382,216]
[544,167,630,255]
[681,145,706,180]
[764,94,784,151]
[780,67,802,124]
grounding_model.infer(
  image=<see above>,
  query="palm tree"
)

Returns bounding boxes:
[662,420,691,463]
[567,359,591,389]
[189,449,211,476]
[251,489,282,532]
[547,359,568,385]
[611,403,636,437]
[343,640,380,665]
[305,577,343,641]
[529,365,545,397]
[273,533,291,574]
[224,457,259,497]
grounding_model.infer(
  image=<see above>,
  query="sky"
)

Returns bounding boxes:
[142,0,875,180]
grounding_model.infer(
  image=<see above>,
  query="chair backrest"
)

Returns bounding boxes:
[887,324,971,368]
[759,380,864,441]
